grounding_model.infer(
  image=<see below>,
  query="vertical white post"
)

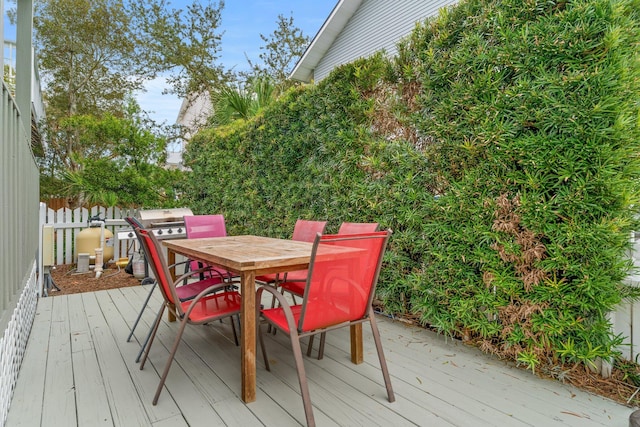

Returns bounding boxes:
[16,0,34,134]
[1,0,4,79]
[38,202,46,296]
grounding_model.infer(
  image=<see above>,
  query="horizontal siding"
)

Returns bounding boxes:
[316,0,459,81]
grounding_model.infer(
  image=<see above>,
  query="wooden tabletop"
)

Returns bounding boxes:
[162,235,314,275]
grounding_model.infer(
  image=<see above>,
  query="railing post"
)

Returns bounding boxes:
[0,0,4,78]
[38,202,46,297]
[16,0,34,135]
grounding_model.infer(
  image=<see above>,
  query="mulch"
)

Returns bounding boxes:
[48,263,142,296]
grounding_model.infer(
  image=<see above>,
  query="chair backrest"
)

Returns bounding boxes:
[184,214,227,239]
[125,215,148,260]
[137,228,179,308]
[183,214,227,274]
[124,216,144,229]
[299,231,390,332]
[337,222,379,234]
[291,219,327,242]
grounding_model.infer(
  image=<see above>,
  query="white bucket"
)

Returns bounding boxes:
[132,252,145,279]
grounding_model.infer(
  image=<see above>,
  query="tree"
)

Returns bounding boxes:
[54,106,181,207]
[207,13,309,127]
[129,0,232,100]
[209,76,277,126]
[29,0,229,204]
[33,0,150,118]
[246,13,310,88]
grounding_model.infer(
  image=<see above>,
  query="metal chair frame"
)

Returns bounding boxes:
[256,231,395,427]
[124,217,230,363]
[136,228,241,405]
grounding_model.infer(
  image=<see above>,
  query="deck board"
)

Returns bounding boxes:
[6,286,635,427]
[42,296,76,426]
[68,293,113,426]
[7,296,51,426]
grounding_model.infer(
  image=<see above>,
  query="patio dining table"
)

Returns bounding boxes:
[163,234,366,403]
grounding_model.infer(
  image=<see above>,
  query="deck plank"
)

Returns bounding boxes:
[92,288,184,425]
[82,290,153,426]
[41,296,77,426]
[67,293,113,426]
[324,318,629,426]
[5,286,636,427]
[5,296,52,426]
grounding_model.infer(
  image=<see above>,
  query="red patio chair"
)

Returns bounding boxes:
[256,219,327,336]
[183,214,238,282]
[125,217,230,363]
[279,222,380,301]
[255,218,327,291]
[136,228,242,405]
[337,221,379,234]
[256,231,395,426]
[277,221,381,357]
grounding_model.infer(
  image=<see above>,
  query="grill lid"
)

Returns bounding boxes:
[136,208,193,227]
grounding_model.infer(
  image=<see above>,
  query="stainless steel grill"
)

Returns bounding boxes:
[116,208,194,240]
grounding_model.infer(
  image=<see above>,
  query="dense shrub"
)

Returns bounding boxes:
[182,0,640,370]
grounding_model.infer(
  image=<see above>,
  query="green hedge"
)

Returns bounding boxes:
[182,0,640,370]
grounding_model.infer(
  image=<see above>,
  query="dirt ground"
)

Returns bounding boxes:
[48,262,142,295]
[47,262,640,410]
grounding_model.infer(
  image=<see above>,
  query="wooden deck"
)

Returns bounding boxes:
[6,284,634,426]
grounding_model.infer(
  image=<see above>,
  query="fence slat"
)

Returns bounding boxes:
[46,205,135,266]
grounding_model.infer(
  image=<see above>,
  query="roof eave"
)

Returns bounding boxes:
[289,0,363,83]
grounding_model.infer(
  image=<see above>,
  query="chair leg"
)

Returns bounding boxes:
[368,312,395,403]
[230,314,239,346]
[266,285,278,334]
[136,304,164,363]
[139,304,165,370]
[317,332,327,360]
[306,335,315,357]
[257,322,270,371]
[289,330,316,427]
[153,316,190,405]
[127,281,157,342]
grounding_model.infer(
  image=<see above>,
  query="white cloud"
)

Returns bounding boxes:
[135,76,181,125]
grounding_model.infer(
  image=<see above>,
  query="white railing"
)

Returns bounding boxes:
[1,81,40,427]
[3,40,46,133]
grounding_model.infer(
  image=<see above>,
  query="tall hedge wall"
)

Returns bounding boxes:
[182,0,640,370]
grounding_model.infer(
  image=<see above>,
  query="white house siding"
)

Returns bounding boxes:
[314,0,459,81]
[168,91,213,170]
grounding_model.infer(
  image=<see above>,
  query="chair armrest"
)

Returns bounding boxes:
[256,286,299,333]
[168,259,190,270]
[172,265,225,286]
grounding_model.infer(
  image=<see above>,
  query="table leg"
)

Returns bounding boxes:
[240,270,256,402]
[166,249,177,323]
[350,324,363,364]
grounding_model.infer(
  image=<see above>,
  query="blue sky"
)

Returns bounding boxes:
[3,0,337,124]
[140,0,336,125]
